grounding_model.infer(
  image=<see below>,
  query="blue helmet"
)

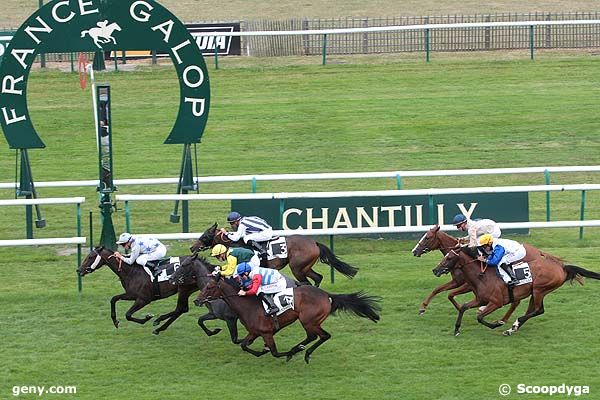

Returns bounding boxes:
[452,214,467,225]
[227,211,242,223]
[234,262,252,277]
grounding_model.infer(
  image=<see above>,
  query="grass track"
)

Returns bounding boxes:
[1,53,600,398]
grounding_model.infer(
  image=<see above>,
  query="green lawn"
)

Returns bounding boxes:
[1,55,600,399]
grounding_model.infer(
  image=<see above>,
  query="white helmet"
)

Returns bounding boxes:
[116,232,132,245]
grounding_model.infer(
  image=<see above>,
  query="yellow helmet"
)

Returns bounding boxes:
[478,234,494,246]
[210,244,228,257]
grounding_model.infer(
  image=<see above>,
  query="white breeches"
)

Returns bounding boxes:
[136,244,167,266]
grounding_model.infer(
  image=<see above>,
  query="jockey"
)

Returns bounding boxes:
[114,232,166,273]
[233,262,286,316]
[476,234,525,286]
[220,211,273,257]
[210,244,260,277]
[453,213,501,247]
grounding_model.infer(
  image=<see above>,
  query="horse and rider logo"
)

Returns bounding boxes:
[81,20,122,49]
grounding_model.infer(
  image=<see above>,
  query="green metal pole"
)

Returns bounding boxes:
[396,174,402,189]
[579,190,586,240]
[544,169,551,221]
[214,41,219,70]
[76,203,82,292]
[251,177,257,193]
[425,29,430,63]
[125,200,131,233]
[70,52,74,73]
[322,34,327,65]
[89,211,93,250]
[529,25,535,60]
[329,235,335,284]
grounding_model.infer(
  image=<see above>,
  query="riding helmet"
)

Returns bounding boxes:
[116,232,132,244]
[234,262,252,277]
[452,214,467,225]
[227,211,242,223]
[210,244,228,257]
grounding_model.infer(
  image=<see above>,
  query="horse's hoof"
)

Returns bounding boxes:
[145,313,154,319]
[497,320,506,325]
[152,319,161,326]
[286,355,293,362]
[113,320,120,328]
[454,330,461,337]
[418,309,426,315]
[502,330,512,336]
[152,330,159,335]
[304,355,311,364]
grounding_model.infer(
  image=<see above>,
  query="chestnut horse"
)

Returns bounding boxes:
[78,246,207,335]
[412,225,542,324]
[195,275,381,363]
[190,223,358,286]
[433,246,600,336]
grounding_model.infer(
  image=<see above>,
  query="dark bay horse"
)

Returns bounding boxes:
[189,223,359,286]
[195,275,381,363]
[433,247,600,336]
[78,246,207,335]
[169,255,243,344]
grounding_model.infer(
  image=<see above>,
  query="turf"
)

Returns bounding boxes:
[1,53,600,399]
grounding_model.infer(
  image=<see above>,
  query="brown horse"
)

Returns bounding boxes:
[195,275,381,363]
[412,225,542,324]
[189,223,358,286]
[433,246,600,336]
[412,225,472,315]
[78,246,207,335]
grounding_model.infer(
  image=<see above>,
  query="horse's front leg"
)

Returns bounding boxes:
[447,282,472,311]
[124,298,153,324]
[110,293,131,328]
[497,300,521,325]
[476,303,505,329]
[454,298,483,336]
[240,333,269,357]
[285,333,318,362]
[197,312,222,336]
[262,334,291,359]
[419,279,460,315]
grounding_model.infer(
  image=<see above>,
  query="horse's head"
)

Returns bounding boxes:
[78,246,110,276]
[412,225,441,257]
[169,255,197,286]
[432,248,462,277]
[190,222,218,253]
[194,276,223,306]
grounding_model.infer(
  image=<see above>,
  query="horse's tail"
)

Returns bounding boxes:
[81,30,89,38]
[563,264,600,285]
[316,242,359,279]
[329,291,381,322]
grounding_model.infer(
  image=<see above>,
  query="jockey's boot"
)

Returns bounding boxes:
[249,240,268,258]
[500,263,517,286]
[146,261,161,276]
[258,292,278,316]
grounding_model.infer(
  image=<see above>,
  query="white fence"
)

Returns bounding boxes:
[2,165,599,190]
[0,197,86,247]
[118,184,599,240]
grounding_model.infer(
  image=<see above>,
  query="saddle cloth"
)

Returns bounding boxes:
[261,288,295,316]
[143,257,181,282]
[497,262,533,287]
[266,237,288,260]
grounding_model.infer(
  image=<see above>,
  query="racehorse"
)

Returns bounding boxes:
[169,255,243,344]
[412,225,541,323]
[195,275,381,363]
[433,246,600,336]
[78,246,207,335]
[169,255,305,344]
[81,21,122,49]
[189,223,359,286]
[412,225,472,315]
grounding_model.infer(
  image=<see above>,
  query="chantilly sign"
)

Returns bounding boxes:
[232,193,529,235]
[0,0,210,149]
